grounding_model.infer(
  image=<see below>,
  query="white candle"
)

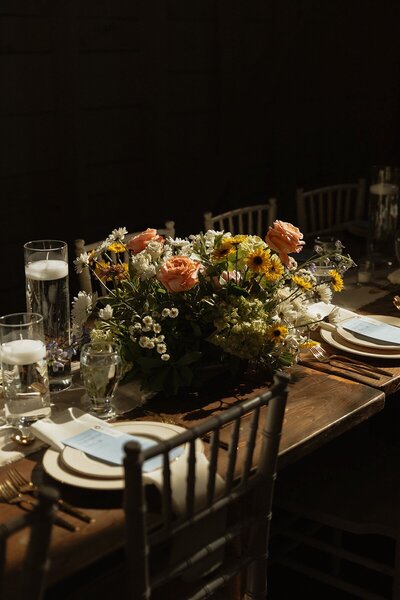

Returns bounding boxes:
[25,259,68,281]
[370,182,399,196]
[1,339,46,365]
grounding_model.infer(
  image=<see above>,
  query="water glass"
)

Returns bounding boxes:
[24,240,71,391]
[0,313,50,432]
[80,342,122,420]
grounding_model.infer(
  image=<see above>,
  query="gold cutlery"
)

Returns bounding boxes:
[7,468,95,524]
[0,479,79,532]
[310,346,393,377]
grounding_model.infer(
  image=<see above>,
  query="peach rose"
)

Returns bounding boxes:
[210,270,241,289]
[265,220,305,266]
[157,256,201,293]
[126,228,164,255]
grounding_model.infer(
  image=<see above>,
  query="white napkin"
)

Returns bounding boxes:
[31,407,107,452]
[305,301,356,329]
[388,268,400,284]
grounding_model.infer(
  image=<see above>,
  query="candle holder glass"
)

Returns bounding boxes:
[368,166,400,264]
[24,240,71,391]
[0,312,50,438]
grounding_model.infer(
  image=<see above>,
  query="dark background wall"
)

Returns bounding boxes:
[1,0,400,315]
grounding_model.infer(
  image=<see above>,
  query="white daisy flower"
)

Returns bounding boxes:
[111,227,127,240]
[161,353,170,361]
[316,283,333,304]
[71,291,96,329]
[74,252,89,274]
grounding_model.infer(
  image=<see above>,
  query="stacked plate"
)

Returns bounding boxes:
[42,421,201,490]
[320,314,400,359]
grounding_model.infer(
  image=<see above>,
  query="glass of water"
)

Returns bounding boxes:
[80,342,122,420]
[0,313,50,439]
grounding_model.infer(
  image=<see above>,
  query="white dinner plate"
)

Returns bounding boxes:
[320,315,400,359]
[43,421,202,490]
[336,318,400,351]
[60,422,187,479]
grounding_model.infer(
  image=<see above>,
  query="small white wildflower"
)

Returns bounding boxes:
[142,325,152,332]
[161,353,170,361]
[74,252,89,274]
[99,304,113,320]
[161,308,171,318]
[169,308,179,318]
[142,316,153,326]
[146,340,155,349]
[139,336,150,348]
[155,335,165,343]
[111,227,127,240]
[157,343,167,354]
[153,323,161,334]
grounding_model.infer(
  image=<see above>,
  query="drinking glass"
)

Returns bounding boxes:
[24,240,71,391]
[0,313,50,437]
[313,236,343,283]
[80,342,122,420]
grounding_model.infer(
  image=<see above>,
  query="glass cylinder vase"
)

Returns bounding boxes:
[368,166,400,264]
[24,240,71,391]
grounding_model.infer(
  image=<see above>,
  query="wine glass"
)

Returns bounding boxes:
[80,342,122,420]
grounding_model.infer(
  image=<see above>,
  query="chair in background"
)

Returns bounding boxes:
[1,486,58,600]
[123,372,290,600]
[271,429,400,599]
[203,199,278,236]
[296,179,367,240]
[74,221,175,295]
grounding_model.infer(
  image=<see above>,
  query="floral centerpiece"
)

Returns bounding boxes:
[72,221,353,399]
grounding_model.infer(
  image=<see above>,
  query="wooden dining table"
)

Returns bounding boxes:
[2,270,400,597]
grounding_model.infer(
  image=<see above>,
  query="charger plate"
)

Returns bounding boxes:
[43,421,202,490]
[336,316,400,350]
[320,315,400,359]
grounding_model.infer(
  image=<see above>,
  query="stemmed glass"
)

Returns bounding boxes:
[80,342,122,420]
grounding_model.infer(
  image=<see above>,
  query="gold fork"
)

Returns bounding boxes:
[0,479,79,532]
[310,345,393,377]
[7,468,95,524]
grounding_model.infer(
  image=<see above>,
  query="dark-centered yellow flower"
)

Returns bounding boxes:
[264,254,284,282]
[267,324,289,344]
[292,274,312,290]
[212,240,235,261]
[107,241,126,253]
[329,269,344,292]
[245,249,271,273]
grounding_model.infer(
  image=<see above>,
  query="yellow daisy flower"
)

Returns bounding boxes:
[264,254,284,282]
[329,269,344,292]
[229,235,248,247]
[300,340,320,349]
[246,249,271,273]
[267,324,289,344]
[292,274,313,291]
[212,241,234,261]
[95,260,111,281]
[107,241,126,253]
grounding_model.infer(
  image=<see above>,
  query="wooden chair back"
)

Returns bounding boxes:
[1,486,58,600]
[123,372,290,600]
[74,221,175,295]
[204,199,278,236]
[296,179,366,239]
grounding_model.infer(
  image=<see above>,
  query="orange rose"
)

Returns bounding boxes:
[157,256,201,293]
[265,220,305,266]
[126,228,164,255]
